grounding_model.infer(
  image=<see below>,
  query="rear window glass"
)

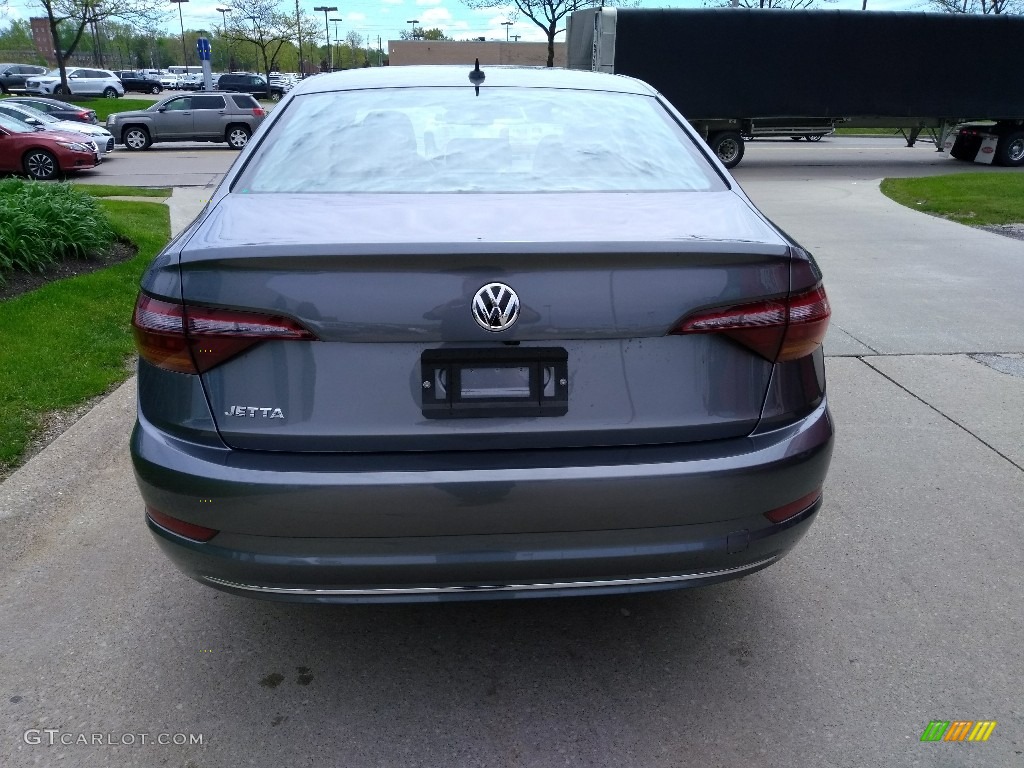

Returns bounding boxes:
[230,94,259,109]
[235,87,724,194]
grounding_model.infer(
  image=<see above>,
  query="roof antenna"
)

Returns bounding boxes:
[468,58,485,96]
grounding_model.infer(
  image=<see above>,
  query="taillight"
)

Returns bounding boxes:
[671,284,830,363]
[146,506,219,542]
[77,110,91,121]
[132,293,316,374]
[132,295,193,373]
[252,107,266,117]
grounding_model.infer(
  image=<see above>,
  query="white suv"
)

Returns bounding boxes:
[25,67,125,99]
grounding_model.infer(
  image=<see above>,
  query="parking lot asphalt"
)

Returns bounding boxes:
[1,156,1022,767]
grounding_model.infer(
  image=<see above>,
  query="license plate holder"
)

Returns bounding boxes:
[421,348,568,419]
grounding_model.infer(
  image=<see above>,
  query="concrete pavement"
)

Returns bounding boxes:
[1,174,1022,767]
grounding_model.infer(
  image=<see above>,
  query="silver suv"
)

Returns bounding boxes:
[106,92,266,150]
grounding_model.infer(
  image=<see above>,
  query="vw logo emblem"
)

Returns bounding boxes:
[472,283,520,332]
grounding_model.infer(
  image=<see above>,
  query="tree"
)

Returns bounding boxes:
[420,27,450,40]
[36,0,167,92]
[927,0,1022,12]
[461,0,596,67]
[400,26,450,41]
[730,0,817,7]
[0,19,40,59]
[225,0,314,95]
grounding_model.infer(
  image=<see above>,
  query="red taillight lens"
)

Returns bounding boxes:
[671,284,830,363]
[132,294,194,373]
[764,489,822,524]
[146,506,219,542]
[132,293,316,374]
[780,285,831,361]
[252,107,266,117]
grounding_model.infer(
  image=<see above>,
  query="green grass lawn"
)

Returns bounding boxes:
[0,188,169,473]
[71,97,154,122]
[880,173,1024,226]
[71,184,171,198]
[0,94,152,122]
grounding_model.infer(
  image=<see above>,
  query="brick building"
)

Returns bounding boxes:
[387,40,566,68]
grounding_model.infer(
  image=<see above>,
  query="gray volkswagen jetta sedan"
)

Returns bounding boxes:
[131,65,834,603]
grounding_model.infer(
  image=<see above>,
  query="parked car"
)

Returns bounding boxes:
[0,112,98,180]
[112,70,163,95]
[268,74,295,92]
[25,67,124,99]
[131,66,834,603]
[179,74,205,91]
[0,63,48,94]
[1,96,98,124]
[217,72,285,102]
[107,92,266,150]
[159,73,183,90]
[0,100,115,155]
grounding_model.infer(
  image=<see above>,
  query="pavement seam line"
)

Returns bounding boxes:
[857,356,1024,474]
[834,324,880,354]
[840,350,1024,358]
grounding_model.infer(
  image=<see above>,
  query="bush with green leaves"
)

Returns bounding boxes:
[0,179,116,283]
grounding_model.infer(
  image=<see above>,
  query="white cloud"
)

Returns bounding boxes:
[419,7,453,25]
[347,12,367,22]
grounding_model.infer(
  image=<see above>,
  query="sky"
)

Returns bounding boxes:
[2,0,935,52]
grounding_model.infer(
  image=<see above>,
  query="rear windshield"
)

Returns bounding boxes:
[235,87,724,194]
[230,94,259,109]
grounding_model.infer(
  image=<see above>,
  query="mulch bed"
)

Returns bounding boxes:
[0,240,137,302]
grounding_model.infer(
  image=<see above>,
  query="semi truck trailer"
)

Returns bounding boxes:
[566,8,1024,168]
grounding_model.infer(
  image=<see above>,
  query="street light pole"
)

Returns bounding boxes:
[501,21,512,42]
[330,17,342,69]
[295,0,304,77]
[406,19,419,39]
[216,7,232,70]
[313,5,337,71]
[170,0,189,67]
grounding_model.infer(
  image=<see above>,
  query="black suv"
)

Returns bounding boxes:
[216,73,285,102]
[113,70,163,95]
[0,63,48,94]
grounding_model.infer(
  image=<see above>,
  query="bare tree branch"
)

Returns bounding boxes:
[36,0,168,90]
[927,0,1022,12]
[731,0,818,8]
[462,0,603,66]
[225,0,309,93]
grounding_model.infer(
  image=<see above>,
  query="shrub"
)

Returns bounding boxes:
[0,179,116,283]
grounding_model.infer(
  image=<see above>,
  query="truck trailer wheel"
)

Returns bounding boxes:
[709,131,744,169]
[995,131,1024,167]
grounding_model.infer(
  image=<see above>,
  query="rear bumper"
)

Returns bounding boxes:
[133,398,833,603]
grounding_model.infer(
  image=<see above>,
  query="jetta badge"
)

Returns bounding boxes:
[472,282,520,332]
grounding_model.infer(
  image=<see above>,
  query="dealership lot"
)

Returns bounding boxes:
[2,138,1022,766]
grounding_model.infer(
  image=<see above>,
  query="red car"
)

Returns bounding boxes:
[0,112,99,180]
